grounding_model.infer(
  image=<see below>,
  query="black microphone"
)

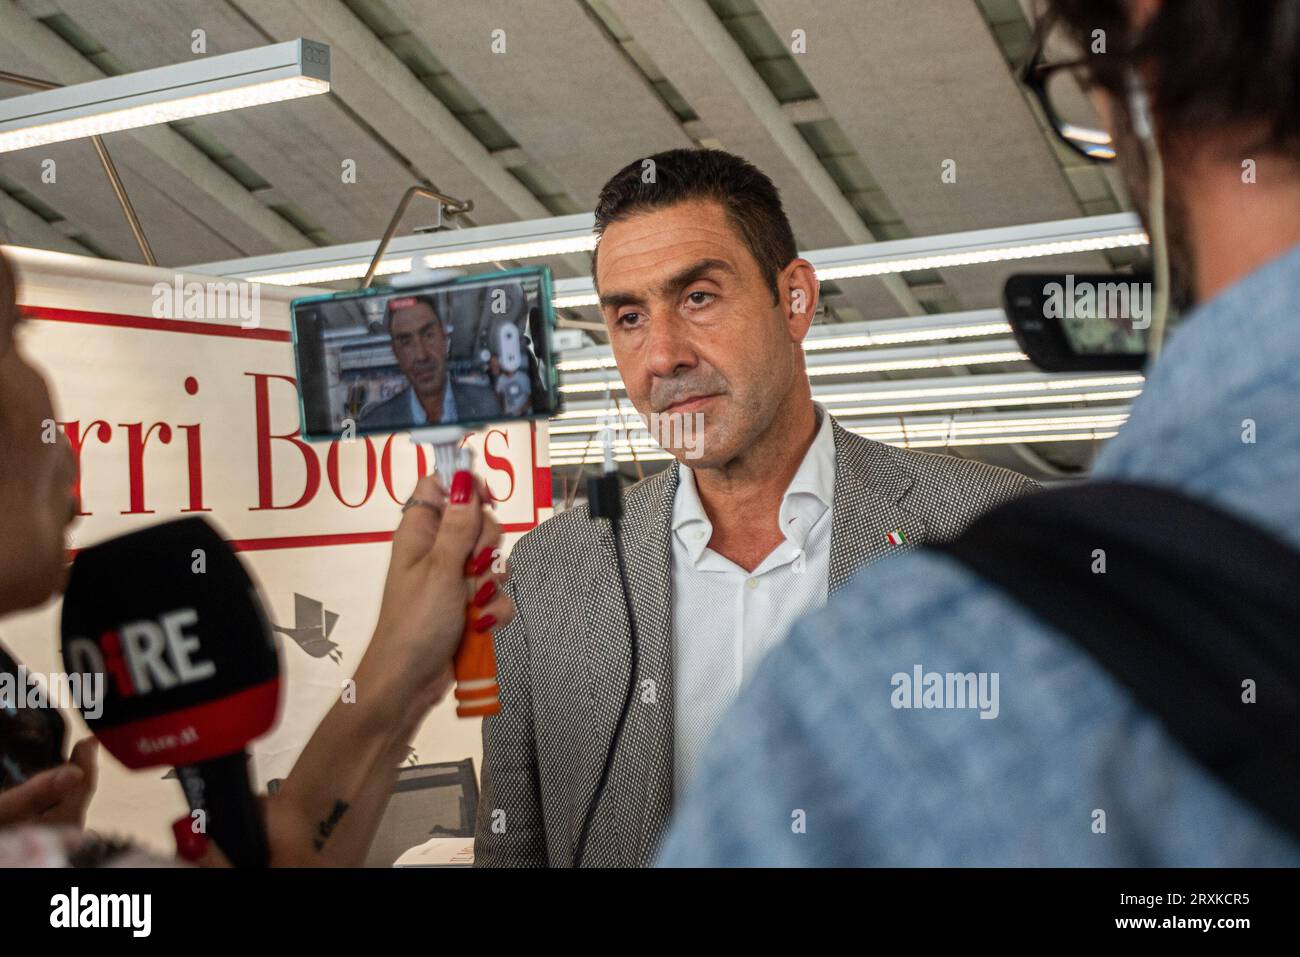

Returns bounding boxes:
[60,517,280,867]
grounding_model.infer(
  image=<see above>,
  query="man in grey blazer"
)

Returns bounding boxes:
[475,149,1037,867]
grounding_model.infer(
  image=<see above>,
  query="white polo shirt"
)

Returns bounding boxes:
[671,405,835,794]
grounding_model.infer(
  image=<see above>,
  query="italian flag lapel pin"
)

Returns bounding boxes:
[886,529,908,546]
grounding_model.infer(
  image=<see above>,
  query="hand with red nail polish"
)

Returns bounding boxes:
[450,469,474,504]
[473,580,497,607]
[466,545,496,577]
[372,468,515,697]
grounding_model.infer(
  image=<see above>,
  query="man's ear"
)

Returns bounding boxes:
[781,258,819,343]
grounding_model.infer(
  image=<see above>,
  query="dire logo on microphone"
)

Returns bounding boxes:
[64,607,216,702]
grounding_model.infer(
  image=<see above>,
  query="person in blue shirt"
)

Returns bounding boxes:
[658,0,1300,866]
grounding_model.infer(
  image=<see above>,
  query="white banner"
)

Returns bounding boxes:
[2,246,552,854]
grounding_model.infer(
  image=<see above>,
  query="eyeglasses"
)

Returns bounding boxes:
[1020,36,1117,163]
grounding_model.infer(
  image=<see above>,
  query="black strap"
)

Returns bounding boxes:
[935,481,1300,842]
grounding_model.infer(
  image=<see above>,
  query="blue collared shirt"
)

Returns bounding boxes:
[657,242,1300,866]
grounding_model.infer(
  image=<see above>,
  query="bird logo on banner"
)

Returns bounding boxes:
[272,593,343,663]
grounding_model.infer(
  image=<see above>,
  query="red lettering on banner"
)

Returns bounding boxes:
[380,434,430,504]
[24,301,546,545]
[247,372,319,510]
[51,374,535,531]
[119,422,173,515]
[326,438,378,508]
[177,424,209,513]
[60,420,112,517]
[482,429,515,503]
[179,376,210,513]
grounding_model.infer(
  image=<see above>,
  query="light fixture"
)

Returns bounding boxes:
[189,213,598,287]
[807,213,1146,282]
[0,39,330,154]
[558,338,1031,394]
[549,214,1146,308]
[551,372,1143,433]
[185,212,1145,298]
[556,310,1014,372]
[550,388,1140,431]
[548,407,1130,463]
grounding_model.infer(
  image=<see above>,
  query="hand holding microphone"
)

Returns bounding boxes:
[59,517,279,868]
[46,467,510,869]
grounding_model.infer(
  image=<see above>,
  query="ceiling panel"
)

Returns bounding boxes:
[757,0,1114,308]
[385,0,694,211]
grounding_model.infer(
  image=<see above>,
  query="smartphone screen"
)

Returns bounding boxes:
[291,266,560,440]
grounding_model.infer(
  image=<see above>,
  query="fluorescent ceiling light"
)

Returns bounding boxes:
[549,408,1130,462]
[0,40,330,153]
[553,276,601,310]
[185,213,1144,299]
[558,339,1030,394]
[551,372,1143,434]
[188,214,597,287]
[807,214,1146,281]
[550,389,1139,430]
[556,310,1013,372]
[549,215,1145,308]
[552,371,1146,411]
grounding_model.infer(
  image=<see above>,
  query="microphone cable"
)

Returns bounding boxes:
[573,427,638,867]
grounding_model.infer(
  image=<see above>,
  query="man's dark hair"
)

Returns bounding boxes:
[592,149,798,303]
[1041,0,1300,155]
[383,293,441,333]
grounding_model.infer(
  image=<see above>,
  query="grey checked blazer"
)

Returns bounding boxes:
[474,418,1038,867]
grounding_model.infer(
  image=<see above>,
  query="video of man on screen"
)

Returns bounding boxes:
[293,273,552,437]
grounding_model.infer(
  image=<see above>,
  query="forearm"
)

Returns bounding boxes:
[266,633,429,867]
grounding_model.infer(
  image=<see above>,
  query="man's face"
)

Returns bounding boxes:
[595,199,807,469]
[389,302,447,400]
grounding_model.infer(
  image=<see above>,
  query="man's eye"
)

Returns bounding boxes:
[686,291,714,306]
[617,312,643,328]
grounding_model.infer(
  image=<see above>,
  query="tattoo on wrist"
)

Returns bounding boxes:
[312,800,349,852]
